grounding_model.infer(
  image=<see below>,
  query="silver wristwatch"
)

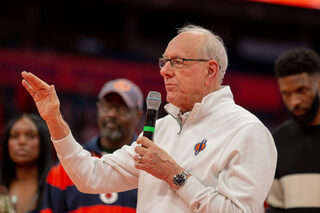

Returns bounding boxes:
[173,171,190,186]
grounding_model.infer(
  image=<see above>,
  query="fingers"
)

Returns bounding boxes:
[135,137,158,158]
[136,136,153,148]
[134,145,145,157]
[22,79,35,97]
[134,138,148,165]
[50,85,60,105]
[134,153,144,169]
[135,138,150,156]
[21,71,50,90]
[134,154,143,162]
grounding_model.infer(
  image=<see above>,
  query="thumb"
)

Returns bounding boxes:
[49,85,60,108]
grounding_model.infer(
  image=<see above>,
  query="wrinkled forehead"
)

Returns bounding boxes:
[165,32,206,58]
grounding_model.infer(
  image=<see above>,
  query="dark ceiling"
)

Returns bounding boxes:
[1,0,319,74]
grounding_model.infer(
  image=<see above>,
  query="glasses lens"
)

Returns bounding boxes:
[171,58,184,69]
[159,58,165,68]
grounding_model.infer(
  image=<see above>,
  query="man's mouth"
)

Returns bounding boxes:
[292,107,307,116]
[105,122,118,129]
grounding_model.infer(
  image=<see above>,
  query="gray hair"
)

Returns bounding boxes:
[178,24,228,84]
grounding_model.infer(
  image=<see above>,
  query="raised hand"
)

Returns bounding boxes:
[21,71,60,122]
[21,71,70,140]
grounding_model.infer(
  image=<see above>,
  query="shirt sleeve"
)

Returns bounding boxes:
[51,132,140,194]
[176,123,277,213]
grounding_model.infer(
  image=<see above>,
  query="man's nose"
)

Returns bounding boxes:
[106,107,118,117]
[160,62,174,77]
[290,94,302,108]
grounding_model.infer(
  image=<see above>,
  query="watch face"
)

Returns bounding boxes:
[173,173,186,186]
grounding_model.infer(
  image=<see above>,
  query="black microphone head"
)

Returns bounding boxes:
[146,91,161,110]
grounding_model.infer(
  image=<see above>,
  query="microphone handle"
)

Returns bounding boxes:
[143,109,158,141]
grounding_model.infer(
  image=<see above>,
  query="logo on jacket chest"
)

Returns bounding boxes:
[194,139,207,156]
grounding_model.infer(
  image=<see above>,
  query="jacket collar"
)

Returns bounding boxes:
[164,85,234,121]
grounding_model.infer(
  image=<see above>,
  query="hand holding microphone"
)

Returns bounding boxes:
[136,91,161,160]
[135,91,185,185]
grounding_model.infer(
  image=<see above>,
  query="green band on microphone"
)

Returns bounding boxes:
[144,126,155,132]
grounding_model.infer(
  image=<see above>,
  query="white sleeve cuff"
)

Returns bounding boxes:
[51,131,72,143]
[175,175,206,211]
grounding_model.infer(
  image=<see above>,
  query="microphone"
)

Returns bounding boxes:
[143,91,161,141]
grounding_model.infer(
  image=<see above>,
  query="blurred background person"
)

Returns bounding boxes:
[0,113,53,213]
[266,48,320,212]
[41,78,143,213]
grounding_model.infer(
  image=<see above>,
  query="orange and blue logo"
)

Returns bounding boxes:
[194,139,207,156]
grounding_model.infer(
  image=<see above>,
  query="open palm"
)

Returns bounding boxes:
[21,71,60,122]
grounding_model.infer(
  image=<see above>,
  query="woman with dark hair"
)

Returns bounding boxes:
[0,113,52,213]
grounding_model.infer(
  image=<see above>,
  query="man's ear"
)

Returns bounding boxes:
[205,60,219,85]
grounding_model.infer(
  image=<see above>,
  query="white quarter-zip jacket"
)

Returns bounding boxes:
[53,86,277,213]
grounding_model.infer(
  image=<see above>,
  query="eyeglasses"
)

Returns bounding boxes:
[159,57,210,70]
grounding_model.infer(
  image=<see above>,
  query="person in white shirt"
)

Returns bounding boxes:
[21,24,277,213]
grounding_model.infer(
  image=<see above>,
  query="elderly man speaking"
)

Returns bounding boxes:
[21,24,277,213]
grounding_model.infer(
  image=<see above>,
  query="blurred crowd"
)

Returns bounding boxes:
[0,88,99,146]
